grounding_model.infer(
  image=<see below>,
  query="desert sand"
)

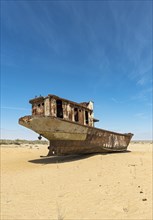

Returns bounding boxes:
[1,141,152,220]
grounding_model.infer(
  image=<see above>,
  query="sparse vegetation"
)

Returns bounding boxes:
[131,140,153,144]
[0,139,48,145]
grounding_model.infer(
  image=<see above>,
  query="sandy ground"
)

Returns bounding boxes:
[1,142,152,220]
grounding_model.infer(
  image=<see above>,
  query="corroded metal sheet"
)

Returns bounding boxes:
[19,94,133,156]
[30,95,94,126]
[19,115,133,156]
[19,116,88,141]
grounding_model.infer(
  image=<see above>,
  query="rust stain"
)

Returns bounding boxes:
[19,94,133,156]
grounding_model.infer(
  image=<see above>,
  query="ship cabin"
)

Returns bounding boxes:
[29,94,99,127]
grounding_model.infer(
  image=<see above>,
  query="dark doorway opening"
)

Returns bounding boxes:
[74,108,79,122]
[56,100,63,118]
[85,111,89,124]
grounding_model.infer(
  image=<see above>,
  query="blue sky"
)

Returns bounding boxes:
[1,0,152,140]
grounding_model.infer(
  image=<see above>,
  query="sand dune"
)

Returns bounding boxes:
[1,141,152,220]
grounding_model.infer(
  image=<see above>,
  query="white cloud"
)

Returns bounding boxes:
[111,97,127,104]
[134,113,147,119]
[131,87,152,102]
[136,78,146,86]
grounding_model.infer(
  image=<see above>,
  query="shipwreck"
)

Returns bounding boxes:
[19,94,133,156]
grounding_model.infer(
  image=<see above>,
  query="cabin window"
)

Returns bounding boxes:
[42,103,44,106]
[85,111,89,124]
[74,108,79,122]
[38,104,41,107]
[56,100,63,118]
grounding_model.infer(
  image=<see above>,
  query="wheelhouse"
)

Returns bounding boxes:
[29,94,99,127]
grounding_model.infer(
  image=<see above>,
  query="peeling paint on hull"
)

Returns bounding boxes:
[19,115,133,156]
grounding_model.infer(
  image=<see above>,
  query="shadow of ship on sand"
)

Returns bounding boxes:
[28,150,131,165]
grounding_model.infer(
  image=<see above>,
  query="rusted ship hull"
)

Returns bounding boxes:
[19,115,133,156]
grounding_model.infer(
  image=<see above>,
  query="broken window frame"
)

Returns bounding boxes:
[56,99,63,118]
